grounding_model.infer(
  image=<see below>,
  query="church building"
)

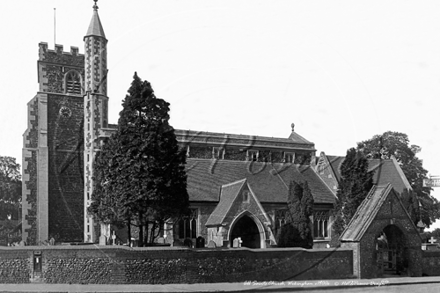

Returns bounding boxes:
[21,3,413,249]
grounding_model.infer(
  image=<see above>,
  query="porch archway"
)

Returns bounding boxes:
[229,214,262,248]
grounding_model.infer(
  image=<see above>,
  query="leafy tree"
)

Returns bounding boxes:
[89,73,190,246]
[357,131,439,226]
[0,156,21,220]
[277,181,314,248]
[0,156,21,246]
[332,148,374,239]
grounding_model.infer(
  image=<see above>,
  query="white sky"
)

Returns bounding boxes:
[1,1,440,229]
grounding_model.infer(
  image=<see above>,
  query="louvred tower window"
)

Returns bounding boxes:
[65,71,82,95]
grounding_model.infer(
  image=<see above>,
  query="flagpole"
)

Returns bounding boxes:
[54,8,56,45]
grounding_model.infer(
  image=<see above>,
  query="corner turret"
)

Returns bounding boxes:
[83,0,109,243]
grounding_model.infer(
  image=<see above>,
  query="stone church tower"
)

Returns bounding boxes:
[22,2,108,244]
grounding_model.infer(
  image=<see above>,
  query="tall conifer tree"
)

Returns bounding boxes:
[277,181,314,248]
[332,148,373,238]
[89,73,189,246]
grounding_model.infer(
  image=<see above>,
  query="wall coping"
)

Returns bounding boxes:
[0,245,352,253]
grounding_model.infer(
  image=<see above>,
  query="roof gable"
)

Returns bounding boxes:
[315,152,339,195]
[205,179,269,227]
[340,184,420,242]
[368,157,411,194]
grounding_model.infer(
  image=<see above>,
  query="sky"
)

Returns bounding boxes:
[1,1,440,229]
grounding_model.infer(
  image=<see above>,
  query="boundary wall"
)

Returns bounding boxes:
[422,250,440,276]
[0,246,353,284]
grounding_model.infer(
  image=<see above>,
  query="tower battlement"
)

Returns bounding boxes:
[38,42,84,67]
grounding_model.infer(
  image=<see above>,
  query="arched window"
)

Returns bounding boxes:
[313,211,329,239]
[274,209,287,236]
[65,70,82,95]
[177,209,198,239]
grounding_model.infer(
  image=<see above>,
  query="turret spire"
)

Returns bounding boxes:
[85,0,106,40]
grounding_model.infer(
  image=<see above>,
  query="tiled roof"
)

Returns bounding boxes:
[368,158,411,194]
[102,128,315,151]
[186,159,335,204]
[340,184,420,242]
[340,184,394,242]
[175,129,315,151]
[288,131,314,145]
[205,179,246,226]
[324,156,411,195]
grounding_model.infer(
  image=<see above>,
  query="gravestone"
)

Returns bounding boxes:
[184,238,193,248]
[233,238,239,248]
[196,236,205,248]
[111,232,116,245]
[99,235,107,245]
[207,240,217,248]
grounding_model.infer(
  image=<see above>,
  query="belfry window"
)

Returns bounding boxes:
[178,208,198,239]
[65,71,82,95]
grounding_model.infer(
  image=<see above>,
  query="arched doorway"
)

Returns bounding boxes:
[376,225,407,276]
[230,215,261,248]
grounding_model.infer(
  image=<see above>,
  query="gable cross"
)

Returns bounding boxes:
[428,237,437,244]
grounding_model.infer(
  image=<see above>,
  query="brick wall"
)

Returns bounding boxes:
[0,249,31,283]
[347,204,422,279]
[3,246,440,283]
[0,246,353,284]
[422,250,440,276]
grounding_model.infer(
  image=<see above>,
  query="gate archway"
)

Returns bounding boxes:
[376,224,407,275]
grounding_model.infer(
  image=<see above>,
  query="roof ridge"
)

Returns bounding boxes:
[221,178,247,188]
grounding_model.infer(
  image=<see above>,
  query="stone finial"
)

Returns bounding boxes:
[93,0,98,10]
[291,123,295,132]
